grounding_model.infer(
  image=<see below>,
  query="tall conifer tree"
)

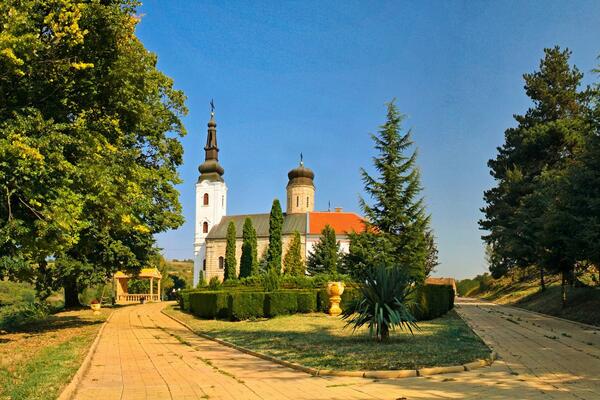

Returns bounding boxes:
[354,99,431,282]
[267,199,284,273]
[283,231,304,276]
[224,222,237,280]
[307,225,340,275]
[239,217,258,278]
[480,47,590,300]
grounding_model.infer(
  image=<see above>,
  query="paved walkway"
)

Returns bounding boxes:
[71,299,600,400]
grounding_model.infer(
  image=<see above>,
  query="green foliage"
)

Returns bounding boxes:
[189,291,229,319]
[296,291,318,313]
[239,218,258,278]
[480,46,592,298]
[354,100,432,283]
[307,225,341,275]
[266,199,284,273]
[316,288,330,312]
[224,222,237,281]
[412,284,455,321]
[228,292,266,320]
[265,291,298,317]
[208,276,221,291]
[342,264,418,342]
[283,231,304,276]
[261,270,280,292]
[0,302,49,331]
[0,0,187,305]
[176,290,193,311]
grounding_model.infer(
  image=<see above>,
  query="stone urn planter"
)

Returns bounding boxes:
[90,300,101,314]
[326,281,345,316]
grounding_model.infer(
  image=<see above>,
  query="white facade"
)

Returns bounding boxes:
[193,179,227,287]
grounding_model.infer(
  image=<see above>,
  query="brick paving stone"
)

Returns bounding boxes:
[71,299,599,399]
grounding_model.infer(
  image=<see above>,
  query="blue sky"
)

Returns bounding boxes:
[138,1,600,279]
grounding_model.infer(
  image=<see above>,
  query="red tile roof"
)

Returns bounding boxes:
[308,212,366,235]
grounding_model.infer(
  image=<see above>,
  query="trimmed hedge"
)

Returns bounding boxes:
[413,284,455,321]
[296,291,317,313]
[316,288,329,312]
[265,291,298,317]
[189,291,229,319]
[228,292,265,320]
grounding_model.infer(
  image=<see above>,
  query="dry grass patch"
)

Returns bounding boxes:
[0,308,110,400]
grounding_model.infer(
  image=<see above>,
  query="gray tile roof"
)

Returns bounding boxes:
[206,213,307,239]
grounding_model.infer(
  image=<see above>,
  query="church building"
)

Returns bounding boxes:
[193,111,364,286]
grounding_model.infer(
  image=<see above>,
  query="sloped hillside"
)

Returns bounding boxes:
[458,269,600,327]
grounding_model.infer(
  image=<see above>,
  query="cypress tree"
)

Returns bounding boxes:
[283,231,304,276]
[224,221,237,281]
[267,199,284,273]
[307,225,340,275]
[356,99,430,282]
[239,217,258,278]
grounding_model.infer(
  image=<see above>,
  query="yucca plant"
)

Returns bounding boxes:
[342,263,418,342]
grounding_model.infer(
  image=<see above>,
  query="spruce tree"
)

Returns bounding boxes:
[283,231,304,276]
[307,225,340,275]
[239,218,258,278]
[267,199,284,273]
[224,221,237,281]
[355,99,430,281]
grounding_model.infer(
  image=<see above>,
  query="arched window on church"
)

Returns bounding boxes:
[218,256,224,269]
[203,193,209,206]
[202,259,206,271]
[306,196,309,208]
[296,196,299,207]
[203,222,209,233]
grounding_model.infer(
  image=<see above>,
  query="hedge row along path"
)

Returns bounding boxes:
[69,300,598,399]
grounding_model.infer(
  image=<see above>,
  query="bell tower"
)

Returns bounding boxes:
[193,105,227,287]
[286,154,315,214]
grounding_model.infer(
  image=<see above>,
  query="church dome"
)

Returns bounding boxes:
[287,162,314,186]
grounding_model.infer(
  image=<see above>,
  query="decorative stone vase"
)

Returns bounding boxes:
[326,281,345,316]
[90,303,101,314]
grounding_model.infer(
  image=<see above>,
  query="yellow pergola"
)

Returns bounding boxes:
[114,268,162,304]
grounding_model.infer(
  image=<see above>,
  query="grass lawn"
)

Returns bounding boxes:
[164,306,490,371]
[0,307,110,400]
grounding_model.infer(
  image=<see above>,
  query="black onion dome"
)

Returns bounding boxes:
[287,163,314,186]
[198,112,225,182]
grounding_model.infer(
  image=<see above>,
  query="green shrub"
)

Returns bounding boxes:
[208,276,222,290]
[228,292,266,320]
[340,287,361,311]
[261,271,280,292]
[316,288,329,312]
[265,290,298,316]
[0,302,49,331]
[296,291,317,313]
[412,284,454,321]
[189,291,229,319]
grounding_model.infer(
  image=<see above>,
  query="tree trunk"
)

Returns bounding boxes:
[561,270,567,309]
[540,267,546,292]
[63,277,80,308]
[379,324,390,342]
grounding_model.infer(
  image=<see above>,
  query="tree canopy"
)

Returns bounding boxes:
[480,46,600,304]
[0,0,187,305]
[307,225,340,275]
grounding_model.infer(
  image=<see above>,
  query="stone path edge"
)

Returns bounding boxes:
[161,307,497,380]
[57,309,114,400]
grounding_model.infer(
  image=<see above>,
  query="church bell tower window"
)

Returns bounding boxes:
[203,193,209,206]
[203,222,209,233]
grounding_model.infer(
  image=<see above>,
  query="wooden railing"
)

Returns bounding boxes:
[118,294,160,303]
